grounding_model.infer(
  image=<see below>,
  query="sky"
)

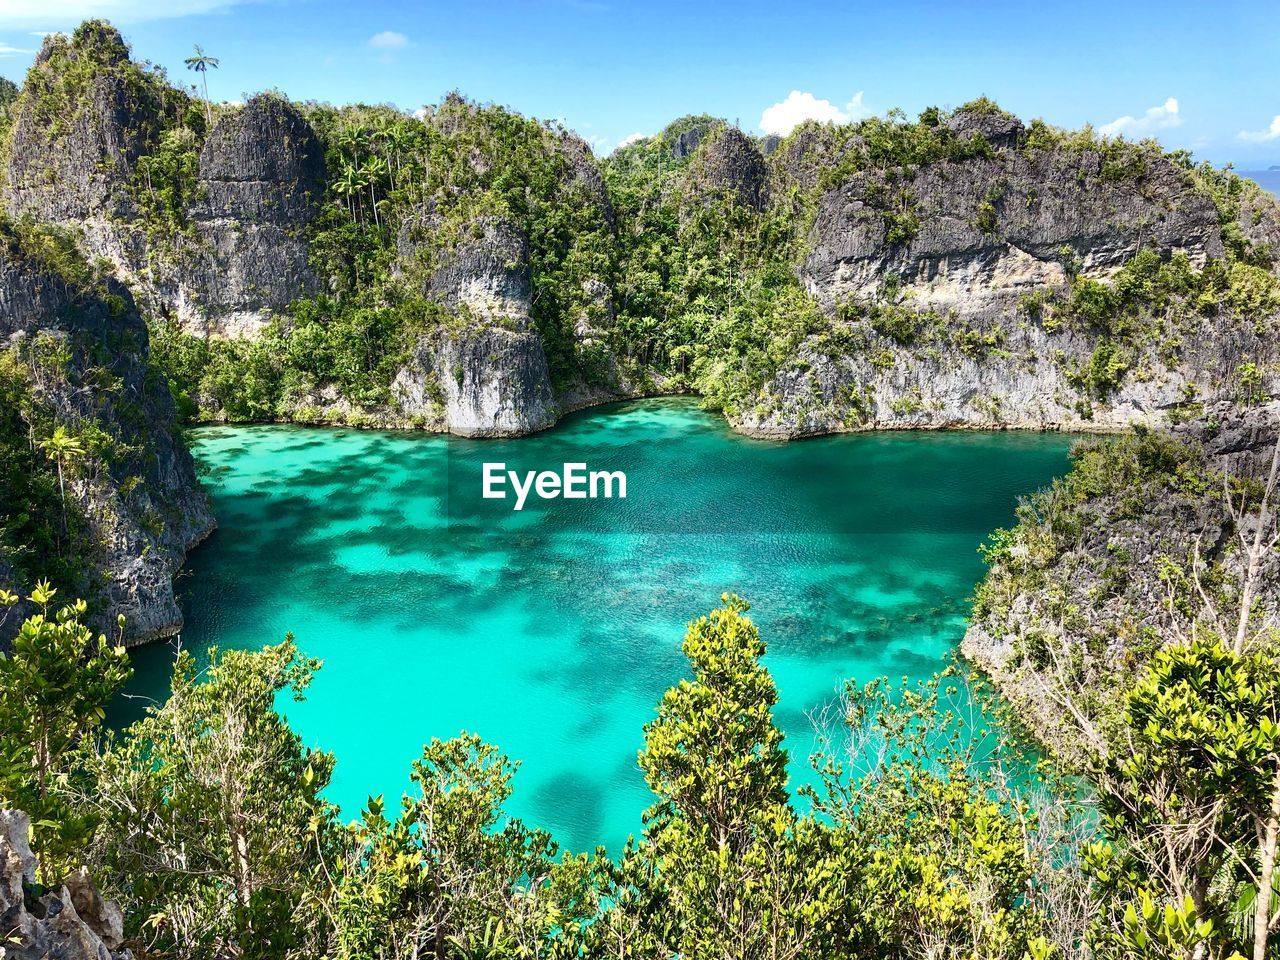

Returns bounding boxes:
[0,0,1278,167]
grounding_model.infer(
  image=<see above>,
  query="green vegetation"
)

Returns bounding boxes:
[0,584,130,881]
[12,25,1276,426]
[0,354,90,593]
[16,20,195,147]
[5,23,1280,958]
[3,582,1277,958]
[969,424,1280,959]
[0,75,18,151]
[183,44,219,130]
[1016,247,1280,398]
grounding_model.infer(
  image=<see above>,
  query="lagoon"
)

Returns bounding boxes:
[118,399,1074,852]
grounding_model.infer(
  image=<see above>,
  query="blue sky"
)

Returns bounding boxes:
[1,0,1278,167]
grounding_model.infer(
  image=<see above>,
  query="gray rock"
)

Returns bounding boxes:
[804,150,1223,311]
[1173,400,1280,477]
[557,131,616,226]
[429,215,532,322]
[0,229,214,645]
[672,123,714,160]
[0,809,131,960]
[393,325,556,437]
[945,107,1024,151]
[771,122,861,192]
[177,95,325,337]
[684,127,769,211]
[732,143,1256,440]
[5,26,154,225]
[393,214,556,435]
[962,408,1280,764]
[4,35,323,340]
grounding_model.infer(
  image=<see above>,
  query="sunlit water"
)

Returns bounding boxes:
[116,399,1074,852]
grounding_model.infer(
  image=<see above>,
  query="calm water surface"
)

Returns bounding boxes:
[118,399,1075,851]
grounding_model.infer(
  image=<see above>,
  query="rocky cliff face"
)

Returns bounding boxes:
[0,810,131,960]
[0,226,213,644]
[175,95,325,337]
[4,25,156,225]
[961,403,1280,763]
[732,124,1277,438]
[393,214,556,436]
[684,127,769,212]
[4,28,324,340]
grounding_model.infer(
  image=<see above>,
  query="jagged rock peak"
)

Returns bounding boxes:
[685,126,769,211]
[945,99,1025,151]
[199,94,325,189]
[34,19,129,68]
[177,94,324,337]
[0,809,131,960]
[5,21,169,224]
[393,212,555,435]
[661,115,725,160]
[556,131,616,225]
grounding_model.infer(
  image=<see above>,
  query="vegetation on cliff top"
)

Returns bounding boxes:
[12,20,1276,432]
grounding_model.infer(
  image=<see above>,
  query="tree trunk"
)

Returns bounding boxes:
[1236,437,1280,654]
[1253,765,1280,960]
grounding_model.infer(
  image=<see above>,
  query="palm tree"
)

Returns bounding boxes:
[184,44,220,130]
[359,156,388,227]
[37,426,85,534]
[333,163,367,220]
[336,126,366,168]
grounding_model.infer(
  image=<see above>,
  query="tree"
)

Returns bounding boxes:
[635,595,835,959]
[333,163,367,221]
[36,424,84,534]
[0,583,131,881]
[327,734,580,960]
[359,155,388,227]
[1095,641,1280,960]
[184,44,220,130]
[81,639,336,958]
[808,674,1091,959]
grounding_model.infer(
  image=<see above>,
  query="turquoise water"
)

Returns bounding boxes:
[118,399,1074,853]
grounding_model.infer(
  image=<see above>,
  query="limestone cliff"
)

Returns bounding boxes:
[4,26,324,339]
[961,403,1280,764]
[393,214,556,436]
[735,121,1278,438]
[3,23,1278,452]
[175,95,325,336]
[0,223,213,645]
[0,810,132,960]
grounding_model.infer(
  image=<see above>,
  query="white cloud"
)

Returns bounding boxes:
[1239,115,1280,143]
[616,132,646,149]
[0,0,241,27]
[1098,97,1182,138]
[0,43,35,57]
[758,90,871,137]
[368,31,409,50]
